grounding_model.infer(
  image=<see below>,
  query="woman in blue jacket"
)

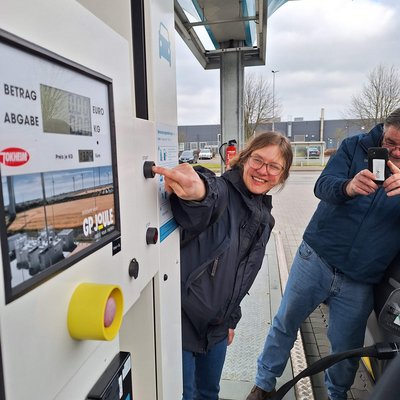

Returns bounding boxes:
[153,132,293,400]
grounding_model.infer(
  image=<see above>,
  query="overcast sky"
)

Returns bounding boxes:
[175,0,400,125]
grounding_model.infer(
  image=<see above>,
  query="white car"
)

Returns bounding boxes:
[198,149,213,160]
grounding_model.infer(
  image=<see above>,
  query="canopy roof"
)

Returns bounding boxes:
[174,0,295,69]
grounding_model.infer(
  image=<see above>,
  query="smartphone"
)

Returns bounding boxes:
[368,147,390,184]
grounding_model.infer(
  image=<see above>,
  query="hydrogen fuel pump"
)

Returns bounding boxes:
[219,139,237,170]
[0,1,182,399]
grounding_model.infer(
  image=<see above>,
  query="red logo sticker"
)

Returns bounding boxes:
[0,147,30,167]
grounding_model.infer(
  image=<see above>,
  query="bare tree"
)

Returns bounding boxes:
[334,128,347,149]
[244,73,281,142]
[349,64,400,130]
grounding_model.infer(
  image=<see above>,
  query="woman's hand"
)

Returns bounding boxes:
[152,163,206,201]
[227,328,235,346]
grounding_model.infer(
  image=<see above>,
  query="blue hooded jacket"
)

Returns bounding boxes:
[304,124,400,284]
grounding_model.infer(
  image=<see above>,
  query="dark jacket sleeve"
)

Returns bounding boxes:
[313,136,359,204]
[170,171,229,235]
[228,306,242,329]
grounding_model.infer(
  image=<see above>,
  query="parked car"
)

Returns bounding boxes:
[307,146,321,158]
[179,150,198,164]
[198,148,213,160]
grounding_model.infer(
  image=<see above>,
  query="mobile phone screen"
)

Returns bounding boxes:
[371,158,386,182]
[368,147,390,184]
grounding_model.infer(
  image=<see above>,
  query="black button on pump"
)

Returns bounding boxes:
[143,161,156,178]
[146,227,158,244]
[128,258,139,279]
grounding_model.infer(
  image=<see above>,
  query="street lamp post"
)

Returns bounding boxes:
[272,70,279,131]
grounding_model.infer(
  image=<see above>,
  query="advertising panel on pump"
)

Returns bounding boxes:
[0,30,120,302]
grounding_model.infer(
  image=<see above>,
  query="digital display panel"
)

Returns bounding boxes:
[41,84,92,136]
[0,30,120,303]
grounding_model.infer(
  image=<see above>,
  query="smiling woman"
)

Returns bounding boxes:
[152,131,293,400]
[230,132,292,194]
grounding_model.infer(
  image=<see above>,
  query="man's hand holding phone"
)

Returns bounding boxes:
[366,146,400,196]
[368,147,390,184]
[345,169,378,197]
[346,159,400,198]
[383,160,400,197]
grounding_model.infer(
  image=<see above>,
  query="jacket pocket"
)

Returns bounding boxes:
[182,240,232,336]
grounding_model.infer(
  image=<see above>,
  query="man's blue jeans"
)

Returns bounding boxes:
[182,337,228,400]
[255,241,374,400]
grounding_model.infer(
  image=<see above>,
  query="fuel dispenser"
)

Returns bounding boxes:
[0,0,182,399]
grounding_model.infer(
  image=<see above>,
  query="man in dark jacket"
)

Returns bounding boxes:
[247,109,400,400]
[153,132,293,400]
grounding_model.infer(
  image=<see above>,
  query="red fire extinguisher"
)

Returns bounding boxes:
[219,139,237,170]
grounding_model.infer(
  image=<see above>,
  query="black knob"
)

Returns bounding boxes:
[146,227,158,245]
[143,161,156,178]
[128,258,139,279]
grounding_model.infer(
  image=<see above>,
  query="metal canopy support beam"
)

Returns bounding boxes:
[220,50,244,171]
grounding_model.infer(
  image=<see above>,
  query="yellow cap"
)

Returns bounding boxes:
[67,283,123,341]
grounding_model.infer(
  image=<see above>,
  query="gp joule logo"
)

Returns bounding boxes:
[0,147,30,167]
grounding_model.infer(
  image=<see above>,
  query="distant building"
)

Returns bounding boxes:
[178,124,220,153]
[178,118,369,150]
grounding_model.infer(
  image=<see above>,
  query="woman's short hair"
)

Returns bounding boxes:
[230,131,293,184]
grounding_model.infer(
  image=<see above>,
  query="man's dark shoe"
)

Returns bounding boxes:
[246,385,276,400]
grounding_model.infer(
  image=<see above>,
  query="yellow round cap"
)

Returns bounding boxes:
[67,283,123,341]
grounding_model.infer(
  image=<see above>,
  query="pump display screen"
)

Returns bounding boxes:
[0,31,120,303]
[41,85,92,136]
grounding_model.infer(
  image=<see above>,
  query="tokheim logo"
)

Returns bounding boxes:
[0,147,30,167]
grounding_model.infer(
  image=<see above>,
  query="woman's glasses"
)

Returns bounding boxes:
[248,156,284,176]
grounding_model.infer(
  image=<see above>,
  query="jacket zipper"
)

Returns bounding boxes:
[192,257,219,282]
[211,258,219,276]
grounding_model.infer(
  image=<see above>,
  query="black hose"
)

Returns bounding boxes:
[271,343,400,400]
